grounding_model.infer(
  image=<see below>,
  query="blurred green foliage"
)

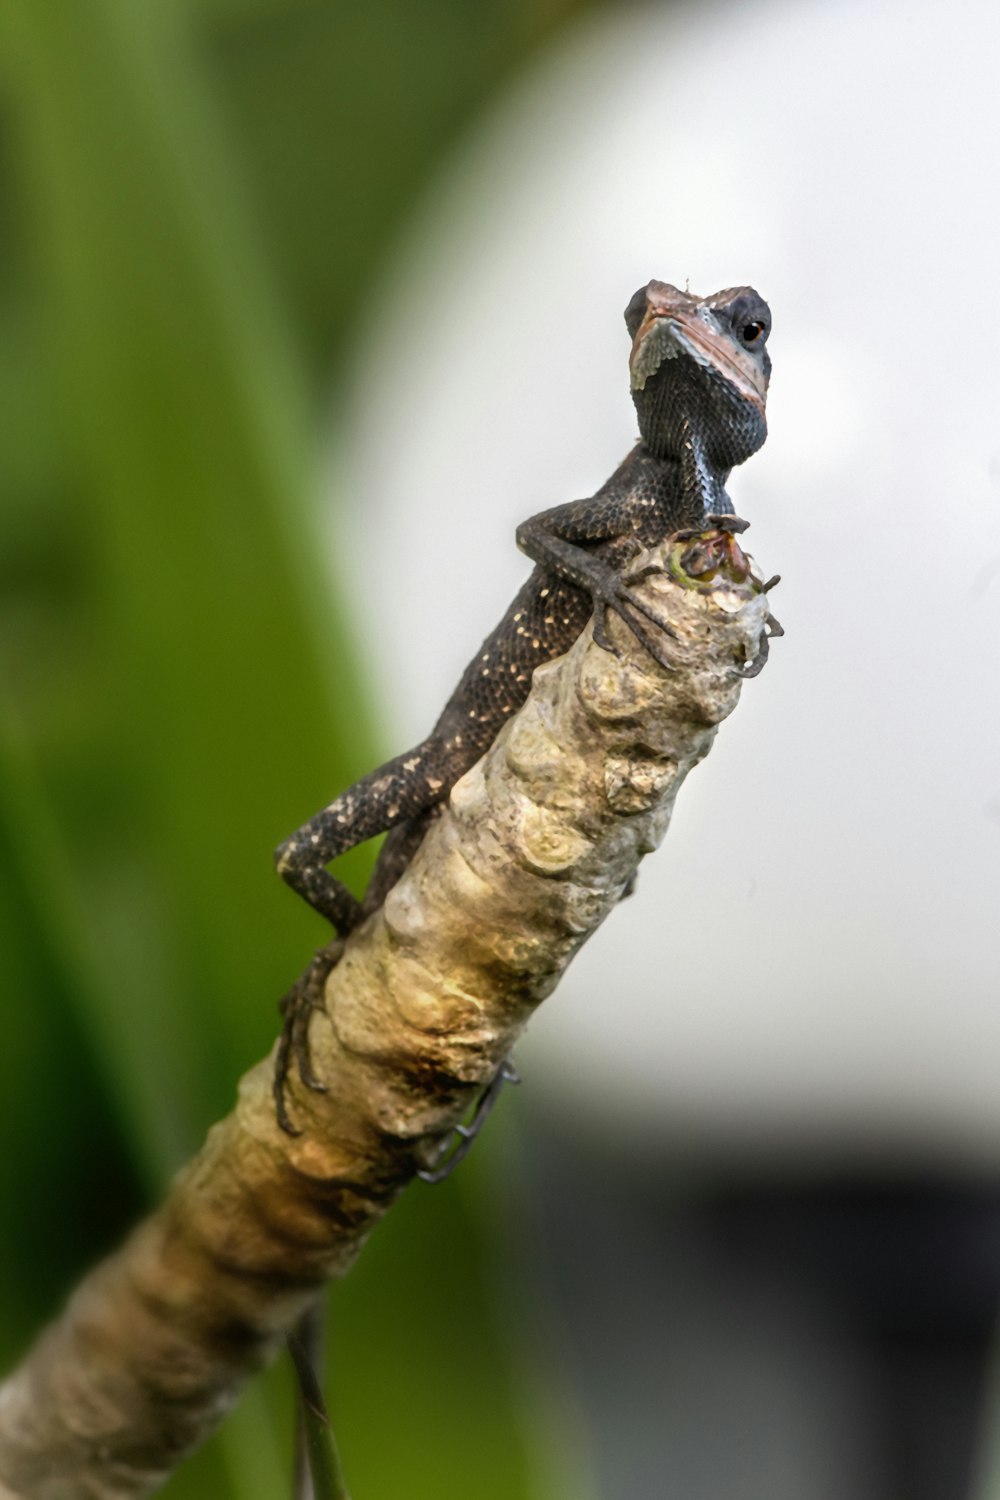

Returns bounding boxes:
[0,0,594,1494]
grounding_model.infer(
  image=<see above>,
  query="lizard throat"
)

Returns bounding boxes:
[676,416,731,521]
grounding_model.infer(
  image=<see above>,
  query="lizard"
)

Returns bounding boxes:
[273,279,777,1146]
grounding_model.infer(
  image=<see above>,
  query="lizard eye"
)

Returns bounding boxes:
[740,320,767,347]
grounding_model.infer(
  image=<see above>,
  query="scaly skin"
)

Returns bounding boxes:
[273,280,773,1133]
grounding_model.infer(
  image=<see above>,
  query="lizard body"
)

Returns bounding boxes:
[274,281,773,1130]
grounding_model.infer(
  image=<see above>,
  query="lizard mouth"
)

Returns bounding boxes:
[630,306,768,417]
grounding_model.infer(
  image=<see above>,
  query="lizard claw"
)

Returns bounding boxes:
[590,567,682,674]
[273,941,344,1135]
[672,513,750,543]
[591,600,624,658]
[418,1058,521,1185]
[628,557,668,584]
[738,628,770,678]
[738,609,784,679]
[620,607,684,673]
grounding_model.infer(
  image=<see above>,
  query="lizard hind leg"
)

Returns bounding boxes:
[362,808,439,916]
[274,735,448,929]
[273,939,344,1135]
[273,737,460,1134]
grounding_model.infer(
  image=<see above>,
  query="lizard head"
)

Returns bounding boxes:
[625,281,771,469]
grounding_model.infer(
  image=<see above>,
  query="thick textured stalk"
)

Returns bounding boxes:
[0,532,773,1500]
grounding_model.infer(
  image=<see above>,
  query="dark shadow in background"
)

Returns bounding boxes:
[525,1112,1000,1500]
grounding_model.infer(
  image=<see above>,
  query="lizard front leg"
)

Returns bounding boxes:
[516,504,681,671]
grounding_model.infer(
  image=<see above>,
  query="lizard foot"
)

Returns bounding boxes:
[418,1058,521,1185]
[669,513,750,542]
[274,940,344,1135]
[738,609,784,679]
[705,512,750,534]
[590,569,683,674]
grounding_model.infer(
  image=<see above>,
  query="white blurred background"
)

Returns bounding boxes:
[338,0,1000,1166]
[331,4,1000,1495]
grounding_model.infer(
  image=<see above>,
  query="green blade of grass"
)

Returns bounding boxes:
[1,4,376,1495]
[2,0,378,1164]
[0,4,587,1496]
[289,1333,353,1500]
